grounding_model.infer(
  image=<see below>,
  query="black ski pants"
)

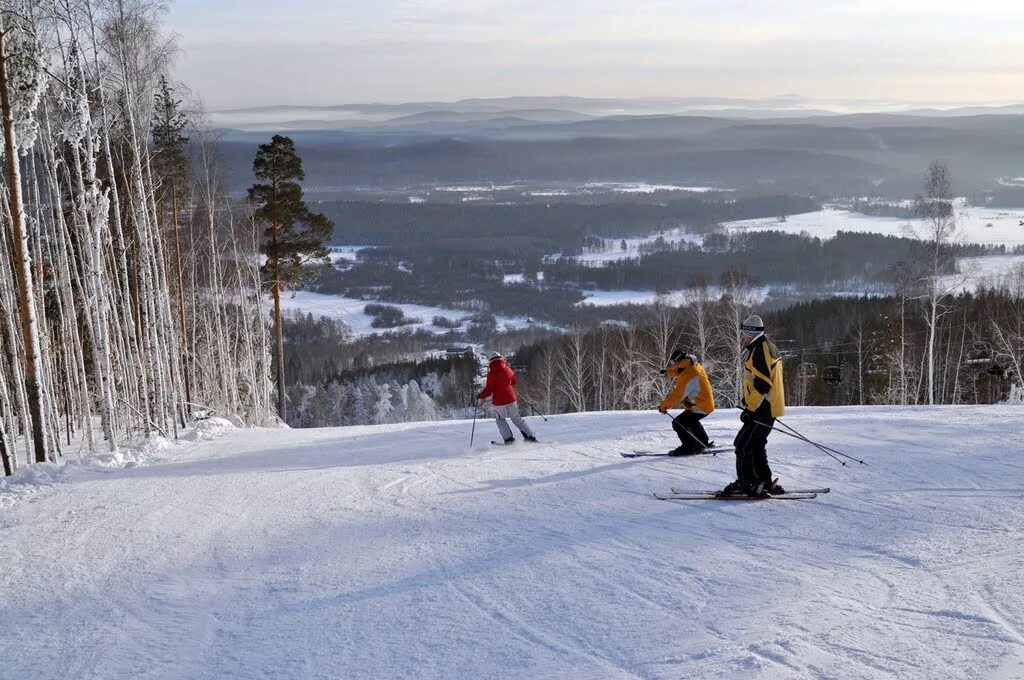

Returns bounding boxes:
[672,411,710,453]
[733,408,774,484]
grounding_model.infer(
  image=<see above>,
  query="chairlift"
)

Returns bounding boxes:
[823,365,842,385]
[966,342,992,365]
[797,362,817,379]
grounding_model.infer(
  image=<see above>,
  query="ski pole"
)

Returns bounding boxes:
[739,406,849,466]
[750,417,866,466]
[470,398,480,447]
[519,395,549,422]
[661,410,717,453]
[774,420,867,465]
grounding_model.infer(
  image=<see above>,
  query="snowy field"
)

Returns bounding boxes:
[327,245,368,263]
[2,406,1023,679]
[723,203,1024,248]
[578,286,771,307]
[954,255,1024,289]
[569,202,1024,270]
[279,291,537,337]
[574,226,704,266]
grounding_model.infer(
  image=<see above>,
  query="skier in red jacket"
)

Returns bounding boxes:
[478,353,538,444]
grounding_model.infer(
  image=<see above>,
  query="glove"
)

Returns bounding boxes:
[740,410,751,424]
[659,369,667,375]
[657,407,668,414]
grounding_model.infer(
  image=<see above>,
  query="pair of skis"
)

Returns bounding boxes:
[653,486,830,501]
[621,445,731,458]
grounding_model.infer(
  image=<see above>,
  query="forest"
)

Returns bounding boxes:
[280,282,1024,429]
[0,1,276,475]
[544,231,1007,291]
[308,229,1012,325]
[2,2,1023,461]
[322,195,820,256]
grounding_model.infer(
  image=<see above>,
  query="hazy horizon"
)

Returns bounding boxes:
[169,0,1024,110]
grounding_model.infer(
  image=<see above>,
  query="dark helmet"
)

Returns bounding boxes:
[670,350,697,364]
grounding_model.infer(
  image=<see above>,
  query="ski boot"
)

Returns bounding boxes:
[750,478,786,497]
[717,480,749,497]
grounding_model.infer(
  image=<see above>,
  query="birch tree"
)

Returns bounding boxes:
[0,8,49,462]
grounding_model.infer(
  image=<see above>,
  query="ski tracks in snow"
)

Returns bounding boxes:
[2,406,1023,678]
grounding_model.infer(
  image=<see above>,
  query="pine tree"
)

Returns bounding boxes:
[248,135,332,421]
[151,75,192,409]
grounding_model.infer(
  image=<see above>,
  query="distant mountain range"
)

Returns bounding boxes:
[206,96,1024,200]
[207,96,1024,133]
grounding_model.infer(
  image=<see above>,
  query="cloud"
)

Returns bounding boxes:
[168,0,1024,106]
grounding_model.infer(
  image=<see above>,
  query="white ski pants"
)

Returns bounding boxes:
[492,401,535,441]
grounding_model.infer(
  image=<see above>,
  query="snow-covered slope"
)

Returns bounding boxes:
[2,407,1023,679]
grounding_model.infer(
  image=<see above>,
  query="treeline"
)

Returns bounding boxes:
[969,186,1024,209]
[313,229,1013,327]
[287,377,447,429]
[281,313,480,427]
[314,258,585,322]
[545,231,1005,291]
[835,199,916,219]
[510,281,1024,416]
[322,195,821,257]
[0,2,273,476]
[279,278,1024,428]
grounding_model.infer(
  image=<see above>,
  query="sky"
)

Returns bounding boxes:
[167,0,1024,109]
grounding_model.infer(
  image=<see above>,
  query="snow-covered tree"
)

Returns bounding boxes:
[373,383,394,424]
[0,2,274,474]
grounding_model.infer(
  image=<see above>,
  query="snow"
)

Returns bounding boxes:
[933,254,1024,295]
[723,202,1024,248]
[579,286,771,307]
[575,226,704,266]
[280,290,536,337]
[3,405,1022,679]
[526,189,572,197]
[578,289,666,306]
[435,184,515,192]
[328,245,367,264]
[722,204,1024,294]
[580,182,728,194]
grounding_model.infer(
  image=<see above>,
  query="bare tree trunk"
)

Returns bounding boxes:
[0,24,48,463]
[0,397,10,475]
[854,311,865,406]
[274,277,286,421]
[171,187,192,407]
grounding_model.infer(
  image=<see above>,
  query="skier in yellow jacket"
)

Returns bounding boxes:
[657,350,716,456]
[720,314,787,497]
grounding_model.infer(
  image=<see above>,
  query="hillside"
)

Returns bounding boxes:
[2,407,1023,679]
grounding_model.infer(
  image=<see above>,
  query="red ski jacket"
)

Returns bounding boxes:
[478,359,518,406]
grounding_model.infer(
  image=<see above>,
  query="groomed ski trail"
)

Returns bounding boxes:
[1,406,1023,679]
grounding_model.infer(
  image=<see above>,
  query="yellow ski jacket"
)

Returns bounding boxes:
[742,334,785,418]
[660,358,715,415]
